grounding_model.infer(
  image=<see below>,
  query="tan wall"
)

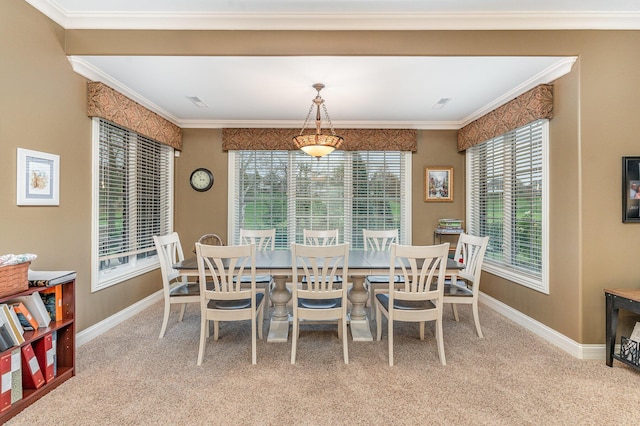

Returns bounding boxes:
[480,63,583,339]
[0,0,162,331]
[175,129,229,247]
[412,131,466,246]
[5,0,640,343]
[579,33,640,340]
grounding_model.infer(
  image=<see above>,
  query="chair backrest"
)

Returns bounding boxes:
[453,233,489,286]
[363,229,398,251]
[389,243,449,304]
[154,232,188,289]
[197,233,224,246]
[240,228,275,251]
[303,229,339,246]
[195,242,256,300]
[291,242,350,297]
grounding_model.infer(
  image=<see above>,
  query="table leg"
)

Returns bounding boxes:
[605,293,618,367]
[348,276,373,341]
[268,275,291,343]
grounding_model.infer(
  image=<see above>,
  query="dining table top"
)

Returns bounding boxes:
[173,248,464,275]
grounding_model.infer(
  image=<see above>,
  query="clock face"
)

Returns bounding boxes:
[190,168,214,192]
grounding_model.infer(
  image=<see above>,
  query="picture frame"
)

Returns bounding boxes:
[623,156,640,222]
[424,166,453,202]
[16,148,60,206]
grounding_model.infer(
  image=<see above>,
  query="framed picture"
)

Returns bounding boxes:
[623,156,640,222]
[16,148,60,206]
[424,166,453,202]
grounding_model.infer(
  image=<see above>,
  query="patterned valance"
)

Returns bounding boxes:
[457,84,553,152]
[87,81,182,150]
[222,128,417,152]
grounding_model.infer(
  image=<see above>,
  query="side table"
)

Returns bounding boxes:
[433,228,462,256]
[604,288,640,369]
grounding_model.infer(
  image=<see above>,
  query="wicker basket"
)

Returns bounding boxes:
[0,262,30,298]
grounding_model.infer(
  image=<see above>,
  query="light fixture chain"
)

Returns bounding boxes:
[298,103,315,135]
[321,103,338,136]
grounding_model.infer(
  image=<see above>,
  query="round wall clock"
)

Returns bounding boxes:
[189,168,214,192]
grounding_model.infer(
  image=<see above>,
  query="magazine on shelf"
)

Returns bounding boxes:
[28,270,76,287]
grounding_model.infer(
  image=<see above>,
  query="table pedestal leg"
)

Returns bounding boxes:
[348,276,373,341]
[268,275,291,342]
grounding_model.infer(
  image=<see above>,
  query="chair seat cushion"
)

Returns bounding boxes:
[443,282,473,297]
[366,275,404,284]
[375,293,435,311]
[429,279,473,297]
[207,292,264,310]
[298,297,341,309]
[170,282,200,297]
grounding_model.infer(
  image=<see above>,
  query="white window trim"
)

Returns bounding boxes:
[465,120,549,294]
[91,118,174,292]
[402,153,412,244]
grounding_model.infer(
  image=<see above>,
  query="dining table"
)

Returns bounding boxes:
[174,249,463,342]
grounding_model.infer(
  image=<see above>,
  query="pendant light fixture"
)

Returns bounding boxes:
[293,83,344,158]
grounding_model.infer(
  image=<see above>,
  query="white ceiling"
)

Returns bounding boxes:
[70,55,575,129]
[26,1,632,129]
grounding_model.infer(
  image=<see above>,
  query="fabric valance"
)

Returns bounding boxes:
[457,84,553,152]
[87,81,182,150]
[222,128,417,152]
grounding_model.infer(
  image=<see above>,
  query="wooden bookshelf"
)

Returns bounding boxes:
[0,278,75,422]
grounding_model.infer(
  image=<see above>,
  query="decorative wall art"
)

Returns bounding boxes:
[623,156,640,222]
[424,166,453,202]
[16,148,60,206]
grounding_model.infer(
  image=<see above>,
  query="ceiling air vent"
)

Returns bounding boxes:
[432,98,452,109]
[186,96,208,108]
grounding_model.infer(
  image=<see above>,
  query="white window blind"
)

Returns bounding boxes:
[230,150,409,249]
[93,118,172,291]
[467,119,548,293]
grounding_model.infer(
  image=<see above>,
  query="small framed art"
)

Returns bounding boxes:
[17,148,60,206]
[424,166,453,202]
[623,156,640,222]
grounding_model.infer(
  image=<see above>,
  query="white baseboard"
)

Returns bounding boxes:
[479,292,605,360]
[75,289,606,360]
[76,290,163,347]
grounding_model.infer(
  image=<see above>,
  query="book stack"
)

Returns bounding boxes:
[435,218,464,234]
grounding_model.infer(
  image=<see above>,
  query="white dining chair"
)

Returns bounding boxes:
[239,228,276,315]
[362,229,403,320]
[375,242,450,366]
[195,242,265,365]
[154,232,201,338]
[441,233,489,337]
[290,242,350,364]
[303,229,339,246]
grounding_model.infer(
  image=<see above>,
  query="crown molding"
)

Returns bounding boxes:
[68,56,181,125]
[57,12,640,31]
[460,56,577,127]
[24,1,640,31]
[177,119,461,130]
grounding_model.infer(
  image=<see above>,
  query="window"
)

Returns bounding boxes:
[467,119,549,293]
[229,150,410,249]
[92,118,173,291]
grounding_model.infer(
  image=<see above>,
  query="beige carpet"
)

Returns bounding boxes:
[7,301,640,425]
